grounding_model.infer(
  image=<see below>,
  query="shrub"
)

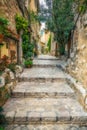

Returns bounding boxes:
[0,17,9,37]
[7,63,16,73]
[24,59,33,68]
[0,107,6,129]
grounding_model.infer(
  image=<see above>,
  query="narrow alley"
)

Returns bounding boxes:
[3,55,87,130]
[0,0,87,130]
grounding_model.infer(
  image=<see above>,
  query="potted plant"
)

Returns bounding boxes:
[0,34,4,43]
[24,59,33,68]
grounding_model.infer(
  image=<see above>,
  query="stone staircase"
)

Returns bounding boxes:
[4,55,87,130]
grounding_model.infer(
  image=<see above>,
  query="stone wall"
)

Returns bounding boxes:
[67,11,87,90]
[0,0,22,33]
[29,0,40,54]
[0,65,23,106]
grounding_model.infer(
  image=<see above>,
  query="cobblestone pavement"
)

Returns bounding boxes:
[5,124,87,130]
[3,55,87,129]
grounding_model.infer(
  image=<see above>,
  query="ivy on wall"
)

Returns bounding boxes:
[15,14,34,59]
[47,34,51,52]
[0,17,9,36]
[15,14,28,32]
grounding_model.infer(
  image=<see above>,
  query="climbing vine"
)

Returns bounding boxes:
[47,34,51,52]
[74,0,87,13]
[0,17,9,36]
[15,14,28,32]
[30,11,39,23]
[15,14,34,59]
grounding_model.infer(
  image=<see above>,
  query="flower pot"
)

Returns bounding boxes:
[25,64,33,68]
[27,65,33,68]
[0,34,4,43]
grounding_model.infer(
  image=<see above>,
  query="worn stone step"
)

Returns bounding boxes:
[12,82,75,98]
[33,59,64,68]
[37,55,60,60]
[3,98,87,125]
[19,67,67,82]
[5,124,87,130]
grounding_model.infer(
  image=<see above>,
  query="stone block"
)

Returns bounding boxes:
[27,112,41,122]
[5,111,15,123]
[41,112,56,122]
[14,111,27,123]
[0,76,5,88]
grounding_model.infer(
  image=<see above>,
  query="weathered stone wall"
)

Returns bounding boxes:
[67,11,87,90]
[29,0,40,53]
[0,0,22,33]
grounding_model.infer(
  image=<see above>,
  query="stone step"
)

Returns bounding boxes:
[19,67,67,82]
[5,124,87,130]
[3,97,87,125]
[12,82,75,98]
[33,59,64,68]
[37,55,60,60]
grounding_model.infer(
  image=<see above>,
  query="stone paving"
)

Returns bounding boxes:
[12,81,75,98]
[33,59,64,67]
[37,55,59,60]
[5,124,87,130]
[19,67,66,82]
[3,55,87,129]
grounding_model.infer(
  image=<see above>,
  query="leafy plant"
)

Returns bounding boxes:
[8,63,16,73]
[44,47,49,54]
[47,34,51,52]
[0,107,6,129]
[0,126,4,130]
[74,0,87,14]
[15,14,34,59]
[0,17,9,36]
[30,11,39,23]
[15,14,29,32]
[24,59,33,68]
[46,0,74,55]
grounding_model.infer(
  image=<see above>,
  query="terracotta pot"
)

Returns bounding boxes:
[25,65,33,68]
[0,34,4,43]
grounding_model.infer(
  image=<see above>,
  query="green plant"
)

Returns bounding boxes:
[44,47,49,54]
[0,126,4,130]
[24,59,33,68]
[8,63,16,73]
[15,14,28,32]
[47,34,51,52]
[30,11,39,23]
[0,107,6,129]
[0,17,9,36]
[46,0,74,55]
[15,14,34,59]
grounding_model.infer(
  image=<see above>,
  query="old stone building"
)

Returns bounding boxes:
[0,0,32,63]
